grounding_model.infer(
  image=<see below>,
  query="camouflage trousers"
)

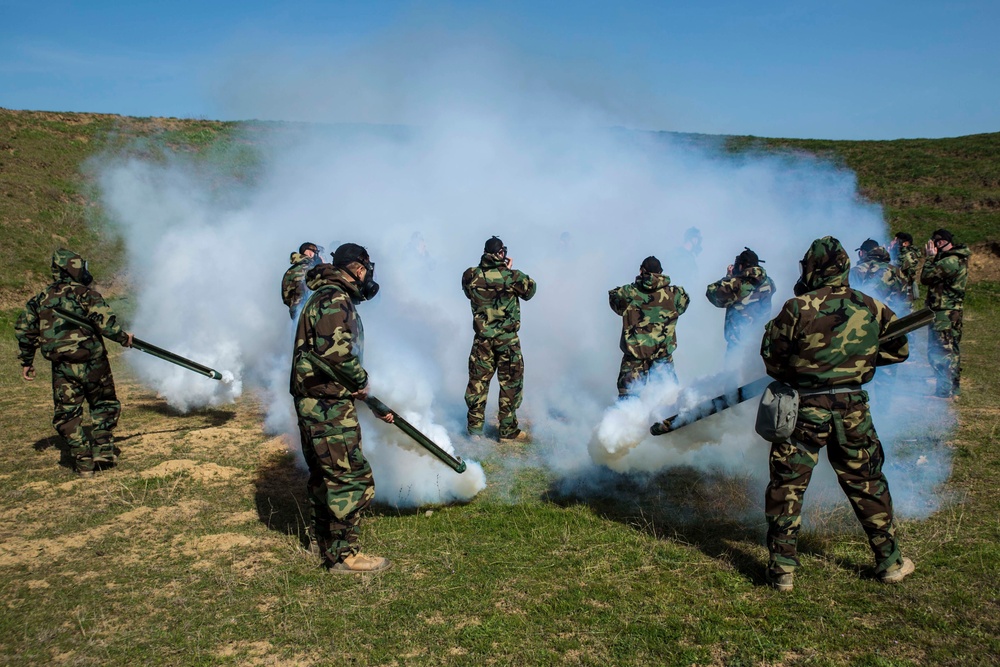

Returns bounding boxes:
[465,333,524,438]
[51,357,120,472]
[928,309,963,396]
[764,392,902,576]
[617,354,676,397]
[294,396,375,564]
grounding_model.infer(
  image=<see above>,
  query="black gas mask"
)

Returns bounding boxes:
[355,258,379,301]
[79,261,94,286]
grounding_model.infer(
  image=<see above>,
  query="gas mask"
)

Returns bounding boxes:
[79,261,94,286]
[355,259,380,301]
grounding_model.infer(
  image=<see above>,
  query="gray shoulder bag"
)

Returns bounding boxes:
[755,381,800,443]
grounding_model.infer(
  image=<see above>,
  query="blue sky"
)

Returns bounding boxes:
[1,0,997,139]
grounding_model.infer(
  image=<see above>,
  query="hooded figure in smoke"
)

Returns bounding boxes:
[289,242,394,573]
[281,241,323,319]
[920,228,970,398]
[760,236,915,591]
[462,236,537,443]
[849,239,909,313]
[705,247,776,357]
[609,255,690,396]
[14,249,133,477]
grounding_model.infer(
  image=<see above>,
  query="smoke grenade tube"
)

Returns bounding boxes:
[303,351,467,474]
[651,308,936,436]
[54,307,224,380]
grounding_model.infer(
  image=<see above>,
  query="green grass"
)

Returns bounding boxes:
[1,285,999,665]
[1,110,999,665]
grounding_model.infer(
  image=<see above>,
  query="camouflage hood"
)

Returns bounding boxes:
[864,246,892,263]
[479,252,507,270]
[305,263,362,301]
[634,272,672,292]
[940,244,972,262]
[738,265,769,286]
[51,248,92,285]
[795,236,851,295]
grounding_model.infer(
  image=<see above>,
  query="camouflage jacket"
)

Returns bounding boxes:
[895,244,923,284]
[705,265,776,347]
[920,244,970,311]
[609,272,690,360]
[462,253,537,338]
[289,264,368,399]
[849,248,909,310]
[15,249,128,366]
[761,237,908,389]
[281,252,317,312]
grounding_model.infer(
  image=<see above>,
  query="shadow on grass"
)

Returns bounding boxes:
[253,448,311,549]
[136,401,236,428]
[546,465,875,584]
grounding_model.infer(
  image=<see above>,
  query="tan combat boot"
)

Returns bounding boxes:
[765,570,794,592]
[879,557,915,584]
[328,552,392,574]
[499,430,530,444]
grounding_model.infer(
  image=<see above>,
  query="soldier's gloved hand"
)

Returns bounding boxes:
[21,365,35,382]
[123,333,134,348]
[352,384,370,400]
[378,411,395,424]
[504,256,513,269]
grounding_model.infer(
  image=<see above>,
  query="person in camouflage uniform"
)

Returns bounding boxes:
[281,242,322,319]
[850,239,910,313]
[15,249,133,477]
[462,236,537,442]
[290,243,393,573]
[760,236,914,591]
[889,232,923,302]
[609,256,689,396]
[920,228,970,398]
[705,247,775,357]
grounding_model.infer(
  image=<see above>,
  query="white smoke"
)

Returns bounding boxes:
[94,35,954,517]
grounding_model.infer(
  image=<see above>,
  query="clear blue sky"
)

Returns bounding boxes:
[2,0,997,140]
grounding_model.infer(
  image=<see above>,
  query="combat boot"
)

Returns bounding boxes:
[765,569,794,592]
[328,552,392,574]
[499,429,530,444]
[879,557,915,584]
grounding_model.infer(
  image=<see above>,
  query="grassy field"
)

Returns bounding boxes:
[1,110,999,665]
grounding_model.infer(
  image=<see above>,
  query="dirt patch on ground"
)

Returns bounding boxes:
[140,459,242,482]
[213,640,318,667]
[969,242,1000,283]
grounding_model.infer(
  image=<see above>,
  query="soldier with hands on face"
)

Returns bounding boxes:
[462,236,536,443]
[920,228,970,398]
[888,232,923,301]
[290,242,393,573]
[760,236,914,591]
[281,242,323,319]
[15,249,133,477]
[705,247,775,357]
[850,239,910,313]
[609,256,689,396]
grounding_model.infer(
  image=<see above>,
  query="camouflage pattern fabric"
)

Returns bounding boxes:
[895,244,923,289]
[52,358,121,471]
[462,252,536,436]
[609,271,689,395]
[295,396,373,563]
[465,332,524,437]
[461,252,536,338]
[617,355,677,396]
[760,236,909,577]
[920,244,969,396]
[14,249,129,472]
[289,263,373,564]
[705,265,775,351]
[849,246,910,313]
[281,252,318,319]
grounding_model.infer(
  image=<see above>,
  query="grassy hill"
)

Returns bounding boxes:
[1,108,998,665]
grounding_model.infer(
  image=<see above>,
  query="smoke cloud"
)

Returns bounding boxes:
[94,35,954,518]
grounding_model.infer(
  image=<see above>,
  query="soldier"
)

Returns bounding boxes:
[920,228,970,398]
[850,239,910,313]
[705,247,775,357]
[760,236,914,591]
[666,226,702,287]
[290,243,393,573]
[15,249,133,477]
[462,236,536,443]
[609,256,689,396]
[281,242,322,318]
[888,232,923,301]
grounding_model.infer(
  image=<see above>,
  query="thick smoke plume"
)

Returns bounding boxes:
[94,39,953,517]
